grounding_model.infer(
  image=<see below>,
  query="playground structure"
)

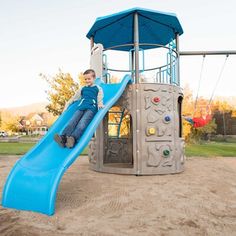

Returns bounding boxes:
[86,8,185,175]
[1,8,185,215]
[3,8,235,216]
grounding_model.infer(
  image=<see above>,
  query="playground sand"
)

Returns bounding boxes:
[0,156,236,236]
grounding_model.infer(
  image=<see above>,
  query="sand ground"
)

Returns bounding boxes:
[0,155,236,236]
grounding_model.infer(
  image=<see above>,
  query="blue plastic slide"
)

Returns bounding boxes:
[2,75,132,215]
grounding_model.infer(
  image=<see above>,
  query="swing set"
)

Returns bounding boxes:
[180,50,236,128]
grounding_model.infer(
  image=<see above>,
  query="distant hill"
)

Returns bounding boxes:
[0,102,48,116]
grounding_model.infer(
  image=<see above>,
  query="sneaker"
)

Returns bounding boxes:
[54,134,66,148]
[66,136,75,148]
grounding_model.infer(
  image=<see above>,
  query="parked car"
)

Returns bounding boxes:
[0,131,8,137]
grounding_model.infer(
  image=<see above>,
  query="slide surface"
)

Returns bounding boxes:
[2,75,132,215]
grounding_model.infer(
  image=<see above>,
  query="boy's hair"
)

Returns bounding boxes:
[83,69,96,78]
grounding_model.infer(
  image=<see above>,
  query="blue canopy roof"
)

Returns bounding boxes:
[86,7,183,51]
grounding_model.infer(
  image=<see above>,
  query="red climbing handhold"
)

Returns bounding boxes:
[153,97,160,103]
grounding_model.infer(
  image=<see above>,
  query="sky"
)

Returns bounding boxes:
[1,0,236,108]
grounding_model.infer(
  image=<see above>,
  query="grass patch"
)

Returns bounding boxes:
[0,141,235,157]
[0,143,36,155]
[0,142,89,156]
[185,141,236,157]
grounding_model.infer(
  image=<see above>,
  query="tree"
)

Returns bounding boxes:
[1,111,20,133]
[78,72,86,86]
[182,84,194,140]
[40,69,80,116]
[182,83,194,116]
[212,99,233,112]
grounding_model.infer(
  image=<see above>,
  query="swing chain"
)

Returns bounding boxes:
[208,54,229,106]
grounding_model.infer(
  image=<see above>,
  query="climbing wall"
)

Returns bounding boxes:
[89,83,185,175]
[138,83,185,174]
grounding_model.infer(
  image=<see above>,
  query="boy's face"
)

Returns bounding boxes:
[84,72,95,86]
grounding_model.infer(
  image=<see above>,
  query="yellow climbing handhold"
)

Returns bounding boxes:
[148,127,156,135]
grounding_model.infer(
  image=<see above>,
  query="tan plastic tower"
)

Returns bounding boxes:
[88,44,185,175]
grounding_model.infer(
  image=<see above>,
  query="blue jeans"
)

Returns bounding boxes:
[61,109,95,142]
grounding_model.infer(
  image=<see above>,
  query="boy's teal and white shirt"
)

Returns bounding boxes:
[64,84,104,111]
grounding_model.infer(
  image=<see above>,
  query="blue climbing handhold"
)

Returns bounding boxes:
[164,116,171,122]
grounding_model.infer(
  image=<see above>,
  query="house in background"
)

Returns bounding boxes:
[19,113,49,135]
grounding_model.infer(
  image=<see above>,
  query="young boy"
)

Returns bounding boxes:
[54,69,104,148]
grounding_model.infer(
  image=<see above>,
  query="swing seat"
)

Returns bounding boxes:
[192,114,211,128]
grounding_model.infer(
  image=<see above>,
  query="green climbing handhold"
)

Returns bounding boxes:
[163,150,170,157]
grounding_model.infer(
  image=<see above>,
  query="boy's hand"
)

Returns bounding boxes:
[98,104,105,109]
